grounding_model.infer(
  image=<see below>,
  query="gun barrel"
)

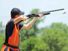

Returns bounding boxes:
[48,8,64,12]
[38,8,64,15]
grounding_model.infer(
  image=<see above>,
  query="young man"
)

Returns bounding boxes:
[1,8,43,51]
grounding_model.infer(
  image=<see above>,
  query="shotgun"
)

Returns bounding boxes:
[27,8,64,18]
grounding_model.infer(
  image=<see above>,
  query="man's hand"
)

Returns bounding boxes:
[19,15,28,21]
[13,15,28,24]
[36,14,44,19]
[38,14,44,17]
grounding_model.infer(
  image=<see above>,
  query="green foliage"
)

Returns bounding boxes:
[21,37,48,51]
[20,23,68,51]
[0,22,4,49]
[41,23,68,51]
[0,34,4,49]
[31,9,40,14]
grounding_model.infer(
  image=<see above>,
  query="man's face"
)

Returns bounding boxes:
[14,15,21,18]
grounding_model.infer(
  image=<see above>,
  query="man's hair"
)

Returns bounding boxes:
[11,8,24,18]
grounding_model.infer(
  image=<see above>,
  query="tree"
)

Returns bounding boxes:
[20,22,68,51]
[21,37,48,51]
[41,23,68,51]
[0,22,4,49]
[0,22,5,34]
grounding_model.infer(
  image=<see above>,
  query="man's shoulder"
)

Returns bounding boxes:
[6,19,14,26]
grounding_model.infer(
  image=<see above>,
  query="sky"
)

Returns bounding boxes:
[0,0,68,28]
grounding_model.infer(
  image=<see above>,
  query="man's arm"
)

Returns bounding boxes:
[21,17,38,30]
[13,14,43,30]
[13,15,28,24]
[21,14,43,30]
[12,15,38,30]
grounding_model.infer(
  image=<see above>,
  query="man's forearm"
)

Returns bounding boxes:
[13,15,28,24]
[24,17,38,29]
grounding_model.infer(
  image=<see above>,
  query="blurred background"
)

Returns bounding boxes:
[0,0,68,51]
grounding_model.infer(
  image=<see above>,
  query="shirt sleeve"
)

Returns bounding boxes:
[18,22,23,30]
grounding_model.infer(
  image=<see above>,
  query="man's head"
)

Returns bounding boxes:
[11,8,24,19]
